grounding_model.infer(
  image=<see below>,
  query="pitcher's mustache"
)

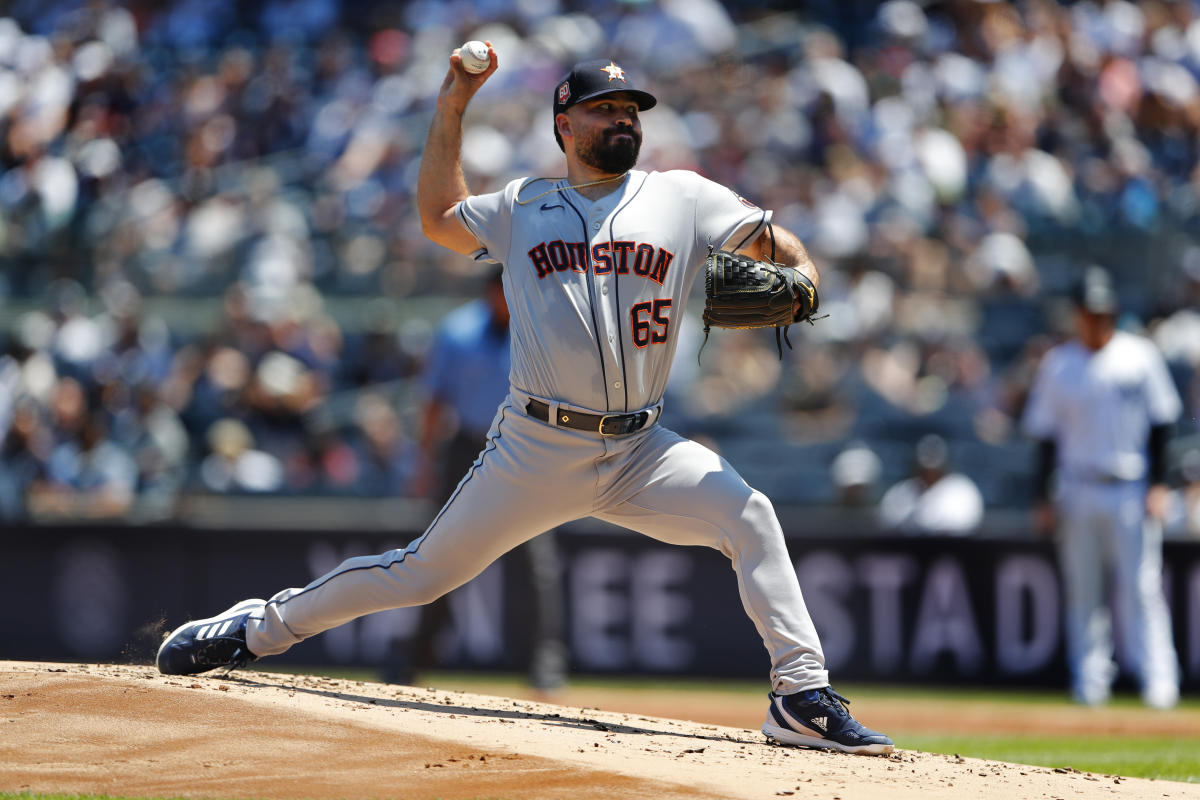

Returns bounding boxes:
[605,127,640,142]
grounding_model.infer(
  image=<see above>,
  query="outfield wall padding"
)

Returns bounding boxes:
[3,522,1197,689]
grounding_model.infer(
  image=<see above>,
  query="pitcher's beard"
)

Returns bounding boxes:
[577,128,641,175]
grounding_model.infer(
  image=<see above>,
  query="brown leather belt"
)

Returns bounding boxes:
[526,399,652,436]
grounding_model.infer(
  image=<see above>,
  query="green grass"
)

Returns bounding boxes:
[899,733,1199,781]
[840,684,1200,782]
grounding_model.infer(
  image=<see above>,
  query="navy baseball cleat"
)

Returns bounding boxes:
[762,687,894,755]
[156,599,264,676]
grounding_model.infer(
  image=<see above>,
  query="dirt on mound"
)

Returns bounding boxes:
[0,661,1193,800]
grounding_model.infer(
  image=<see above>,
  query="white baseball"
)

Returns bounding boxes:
[459,41,490,74]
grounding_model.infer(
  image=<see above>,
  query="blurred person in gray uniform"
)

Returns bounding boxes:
[877,434,984,535]
[399,267,567,692]
[1022,266,1182,709]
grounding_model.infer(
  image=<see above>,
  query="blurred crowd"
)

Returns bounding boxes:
[1,0,1199,535]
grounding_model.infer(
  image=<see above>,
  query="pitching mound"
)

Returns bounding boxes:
[0,661,1190,800]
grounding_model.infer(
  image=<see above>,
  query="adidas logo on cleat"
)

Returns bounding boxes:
[761,688,894,756]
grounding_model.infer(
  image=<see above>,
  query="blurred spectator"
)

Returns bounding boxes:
[0,399,47,521]
[282,420,363,495]
[29,409,137,518]
[198,417,284,494]
[349,391,416,497]
[114,381,189,518]
[878,433,984,534]
[830,439,882,507]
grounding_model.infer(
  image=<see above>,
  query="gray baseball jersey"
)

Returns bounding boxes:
[456,169,769,412]
[244,169,830,694]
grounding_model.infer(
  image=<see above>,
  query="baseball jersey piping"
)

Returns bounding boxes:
[559,186,611,410]
[732,208,768,252]
[607,174,648,411]
[454,202,488,251]
[265,401,514,613]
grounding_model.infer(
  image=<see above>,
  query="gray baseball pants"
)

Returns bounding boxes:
[1057,478,1178,703]
[245,388,829,693]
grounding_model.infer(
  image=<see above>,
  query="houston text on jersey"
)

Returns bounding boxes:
[527,239,674,285]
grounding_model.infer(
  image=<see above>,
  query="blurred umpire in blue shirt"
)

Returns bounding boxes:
[398,267,567,692]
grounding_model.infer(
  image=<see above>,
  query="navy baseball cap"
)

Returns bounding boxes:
[552,59,657,118]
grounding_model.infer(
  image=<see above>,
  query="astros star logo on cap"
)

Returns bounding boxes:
[601,62,626,82]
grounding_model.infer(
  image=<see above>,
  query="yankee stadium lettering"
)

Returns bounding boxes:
[527,239,674,285]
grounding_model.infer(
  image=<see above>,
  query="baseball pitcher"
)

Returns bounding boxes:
[157,45,893,755]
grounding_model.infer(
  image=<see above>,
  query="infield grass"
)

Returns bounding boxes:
[897,733,1197,780]
[260,665,1200,784]
[843,684,1200,783]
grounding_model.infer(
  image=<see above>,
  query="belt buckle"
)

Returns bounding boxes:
[599,412,645,436]
[598,414,625,436]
